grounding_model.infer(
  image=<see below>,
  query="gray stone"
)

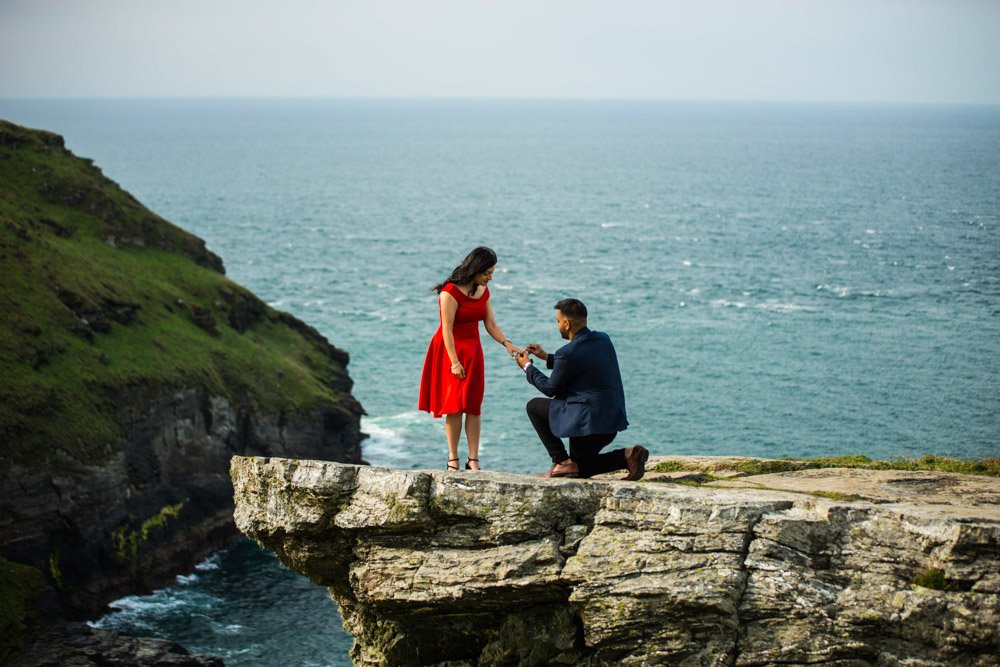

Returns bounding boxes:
[13,623,224,666]
[232,457,1000,666]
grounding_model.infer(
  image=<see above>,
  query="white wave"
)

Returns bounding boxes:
[815,284,851,298]
[176,573,199,585]
[195,553,222,571]
[711,299,747,309]
[361,413,424,467]
[756,301,815,313]
[88,590,194,631]
[601,222,624,228]
[215,623,244,635]
[106,594,188,614]
[491,283,514,290]
[682,260,692,267]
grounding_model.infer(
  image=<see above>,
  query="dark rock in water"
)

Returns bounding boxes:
[14,623,225,666]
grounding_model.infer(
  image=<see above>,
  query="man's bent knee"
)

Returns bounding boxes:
[527,397,548,414]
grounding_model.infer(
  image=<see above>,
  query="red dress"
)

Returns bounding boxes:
[419,283,489,418]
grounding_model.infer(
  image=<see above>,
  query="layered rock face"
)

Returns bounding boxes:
[1,387,363,619]
[232,457,1000,666]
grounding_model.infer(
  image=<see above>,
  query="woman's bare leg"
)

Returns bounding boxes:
[464,413,481,470]
[444,413,463,469]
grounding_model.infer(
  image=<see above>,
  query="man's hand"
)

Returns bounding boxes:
[524,344,548,361]
[516,350,532,369]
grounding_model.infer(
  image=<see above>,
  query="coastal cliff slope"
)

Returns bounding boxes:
[0,119,365,656]
[232,456,999,666]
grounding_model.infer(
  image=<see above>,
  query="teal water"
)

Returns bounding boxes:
[3,99,998,664]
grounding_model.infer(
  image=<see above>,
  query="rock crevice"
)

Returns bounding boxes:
[232,457,1000,666]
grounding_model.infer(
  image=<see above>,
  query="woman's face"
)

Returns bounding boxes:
[474,265,495,286]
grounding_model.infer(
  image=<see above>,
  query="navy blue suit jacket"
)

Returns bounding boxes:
[525,327,628,438]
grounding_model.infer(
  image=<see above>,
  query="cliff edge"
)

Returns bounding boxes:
[232,456,999,666]
[0,119,365,661]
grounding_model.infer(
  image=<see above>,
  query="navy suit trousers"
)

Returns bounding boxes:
[526,397,627,478]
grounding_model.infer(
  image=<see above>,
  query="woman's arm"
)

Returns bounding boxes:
[484,301,521,356]
[439,291,465,378]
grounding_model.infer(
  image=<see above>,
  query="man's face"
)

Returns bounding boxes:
[556,310,572,340]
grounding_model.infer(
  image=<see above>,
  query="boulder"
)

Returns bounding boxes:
[232,456,1000,666]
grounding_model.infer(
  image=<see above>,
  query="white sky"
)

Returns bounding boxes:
[2,0,999,103]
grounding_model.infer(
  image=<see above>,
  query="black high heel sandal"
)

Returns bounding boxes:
[447,457,460,471]
[465,458,480,471]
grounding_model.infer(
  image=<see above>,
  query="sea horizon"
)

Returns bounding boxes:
[4,95,1000,107]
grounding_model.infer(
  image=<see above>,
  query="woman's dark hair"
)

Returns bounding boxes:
[433,246,497,294]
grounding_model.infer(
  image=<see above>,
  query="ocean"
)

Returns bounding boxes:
[2,98,998,665]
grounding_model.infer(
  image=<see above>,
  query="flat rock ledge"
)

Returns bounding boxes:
[231,456,1000,666]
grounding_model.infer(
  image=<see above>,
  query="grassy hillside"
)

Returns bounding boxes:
[0,119,355,468]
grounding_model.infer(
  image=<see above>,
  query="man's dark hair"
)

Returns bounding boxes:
[555,298,587,320]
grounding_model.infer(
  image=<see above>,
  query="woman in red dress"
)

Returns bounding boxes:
[419,247,521,471]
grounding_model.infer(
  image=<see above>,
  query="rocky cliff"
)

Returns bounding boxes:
[232,456,1000,666]
[0,119,365,659]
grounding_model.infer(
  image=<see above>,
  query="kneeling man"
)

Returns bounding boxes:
[516,298,648,480]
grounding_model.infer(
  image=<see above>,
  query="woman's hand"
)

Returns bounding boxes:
[503,339,523,358]
[450,361,466,379]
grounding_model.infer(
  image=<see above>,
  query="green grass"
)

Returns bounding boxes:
[650,460,687,473]
[0,557,47,663]
[912,568,960,592]
[652,455,1000,478]
[0,119,354,469]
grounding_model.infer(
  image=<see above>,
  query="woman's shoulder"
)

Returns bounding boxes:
[440,282,462,298]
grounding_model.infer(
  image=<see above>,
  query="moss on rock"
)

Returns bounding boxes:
[0,556,47,663]
[652,454,1000,478]
[112,502,185,562]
